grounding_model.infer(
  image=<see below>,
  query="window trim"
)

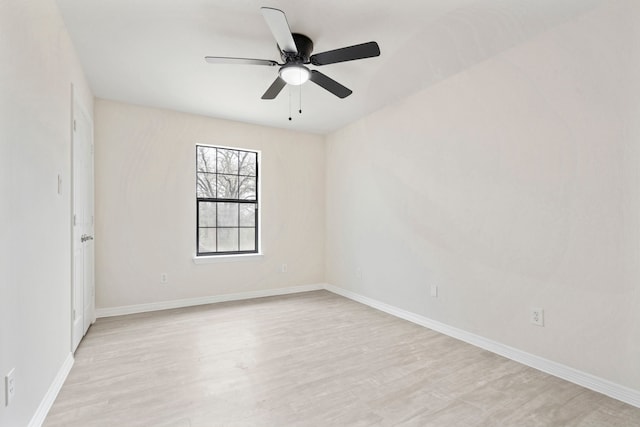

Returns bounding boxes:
[195,144,261,257]
[193,253,263,264]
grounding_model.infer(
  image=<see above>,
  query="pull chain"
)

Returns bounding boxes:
[299,85,302,114]
[288,86,292,121]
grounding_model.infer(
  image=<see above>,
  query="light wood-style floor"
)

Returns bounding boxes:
[45,290,640,426]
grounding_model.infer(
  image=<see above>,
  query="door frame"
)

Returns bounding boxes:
[70,83,95,352]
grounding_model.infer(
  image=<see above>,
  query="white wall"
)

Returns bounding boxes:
[0,0,93,425]
[94,100,325,309]
[326,0,640,391]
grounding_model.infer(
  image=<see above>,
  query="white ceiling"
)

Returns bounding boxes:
[55,0,603,134]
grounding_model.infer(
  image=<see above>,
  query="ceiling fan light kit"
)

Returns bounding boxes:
[279,64,310,86]
[205,7,380,103]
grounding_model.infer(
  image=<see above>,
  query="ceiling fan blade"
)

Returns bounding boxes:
[309,70,352,98]
[261,77,287,100]
[205,56,278,67]
[261,7,298,54]
[310,41,380,66]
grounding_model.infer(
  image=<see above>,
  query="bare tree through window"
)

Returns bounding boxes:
[196,145,258,255]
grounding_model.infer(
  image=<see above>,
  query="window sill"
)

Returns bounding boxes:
[193,253,264,264]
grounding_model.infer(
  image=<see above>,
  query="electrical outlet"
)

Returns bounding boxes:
[160,273,168,284]
[355,267,362,280]
[5,368,15,406]
[430,284,438,298]
[531,307,544,326]
[281,264,287,273]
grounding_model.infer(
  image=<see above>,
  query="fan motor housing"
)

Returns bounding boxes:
[280,33,314,64]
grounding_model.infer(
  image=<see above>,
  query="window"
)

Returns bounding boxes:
[196,145,259,256]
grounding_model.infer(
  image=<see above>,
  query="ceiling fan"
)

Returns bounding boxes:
[205,7,380,100]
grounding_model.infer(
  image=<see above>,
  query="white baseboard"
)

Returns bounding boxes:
[95,283,324,318]
[324,284,640,409]
[28,353,74,427]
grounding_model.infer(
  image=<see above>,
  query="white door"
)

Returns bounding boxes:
[72,97,95,352]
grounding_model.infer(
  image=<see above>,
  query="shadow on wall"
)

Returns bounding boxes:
[364,0,604,110]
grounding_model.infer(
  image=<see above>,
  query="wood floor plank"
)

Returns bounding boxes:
[44,291,640,426]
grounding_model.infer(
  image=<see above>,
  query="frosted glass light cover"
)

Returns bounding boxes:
[279,65,310,85]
